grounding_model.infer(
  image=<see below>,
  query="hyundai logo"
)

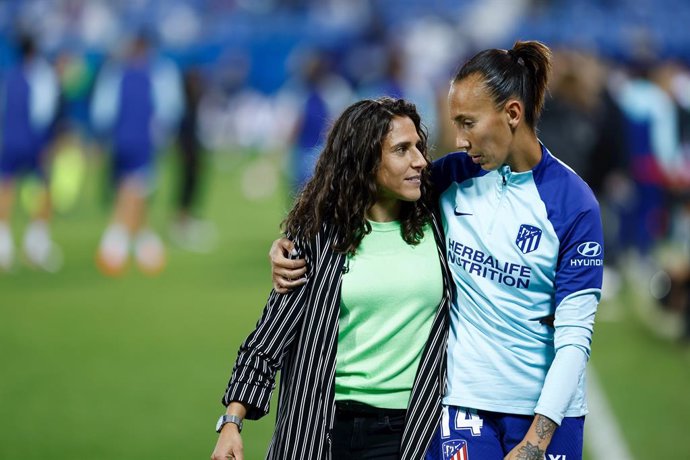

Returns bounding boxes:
[577,241,602,257]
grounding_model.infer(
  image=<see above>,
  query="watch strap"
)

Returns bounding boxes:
[217,414,243,433]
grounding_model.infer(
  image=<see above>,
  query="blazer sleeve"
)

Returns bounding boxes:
[221,234,314,420]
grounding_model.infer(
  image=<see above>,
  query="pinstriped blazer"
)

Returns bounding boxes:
[222,213,453,459]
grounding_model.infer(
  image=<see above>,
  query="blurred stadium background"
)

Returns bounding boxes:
[1,0,690,459]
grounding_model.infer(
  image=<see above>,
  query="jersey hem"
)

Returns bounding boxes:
[442,397,588,418]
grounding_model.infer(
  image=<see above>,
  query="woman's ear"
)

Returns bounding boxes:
[505,99,522,129]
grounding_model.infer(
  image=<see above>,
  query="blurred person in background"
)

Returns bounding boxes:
[48,50,97,216]
[612,54,679,268]
[350,16,406,101]
[641,61,690,341]
[169,67,217,253]
[271,41,604,460]
[282,48,353,196]
[195,51,251,154]
[539,49,628,299]
[366,44,405,99]
[665,62,690,341]
[355,41,441,147]
[0,32,61,272]
[539,50,625,187]
[345,11,441,135]
[90,32,182,276]
[212,97,452,460]
[608,53,690,342]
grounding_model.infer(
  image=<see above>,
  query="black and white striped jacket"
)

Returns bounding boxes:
[222,214,452,459]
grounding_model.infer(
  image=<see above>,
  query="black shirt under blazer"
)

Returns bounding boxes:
[222,214,452,459]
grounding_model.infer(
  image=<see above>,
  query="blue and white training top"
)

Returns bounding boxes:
[433,144,603,424]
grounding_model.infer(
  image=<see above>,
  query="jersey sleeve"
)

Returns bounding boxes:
[554,205,604,307]
[534,291,597,424]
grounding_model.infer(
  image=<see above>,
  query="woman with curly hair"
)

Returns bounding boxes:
[211,97,453,460]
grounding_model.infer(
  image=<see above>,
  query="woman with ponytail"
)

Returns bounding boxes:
[426,40,603,460]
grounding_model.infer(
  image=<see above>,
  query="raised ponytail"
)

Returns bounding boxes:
[509,40,552,125]
[453,40,552,128]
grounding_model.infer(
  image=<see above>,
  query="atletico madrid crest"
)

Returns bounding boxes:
[515,224,542,254]
[442,440,469,460]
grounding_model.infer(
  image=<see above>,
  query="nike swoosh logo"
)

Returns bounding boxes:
[454,207,473,216]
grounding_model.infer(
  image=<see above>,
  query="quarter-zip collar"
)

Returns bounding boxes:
[498,163,534,187]
[499,164,511,186]
[499,141,551,187]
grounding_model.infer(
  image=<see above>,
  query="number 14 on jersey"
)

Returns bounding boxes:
[441,407,484,437]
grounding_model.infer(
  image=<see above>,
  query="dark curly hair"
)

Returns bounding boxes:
[283,97,434,254]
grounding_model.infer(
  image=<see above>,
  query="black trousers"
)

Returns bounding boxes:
[331,401,406,460]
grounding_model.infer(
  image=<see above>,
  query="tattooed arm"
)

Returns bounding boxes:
[504,414,557,460]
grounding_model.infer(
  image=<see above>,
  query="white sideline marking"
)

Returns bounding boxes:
[585,367,634,460]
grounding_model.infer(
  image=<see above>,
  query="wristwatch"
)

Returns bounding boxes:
[216,414,243,433]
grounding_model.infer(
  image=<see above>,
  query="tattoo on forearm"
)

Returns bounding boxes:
[535,415,557,441]
[515,441,546,460]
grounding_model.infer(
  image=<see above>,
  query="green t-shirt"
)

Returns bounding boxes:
[335,220,443,409]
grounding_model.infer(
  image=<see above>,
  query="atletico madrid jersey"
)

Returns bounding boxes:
[432,144,604,423]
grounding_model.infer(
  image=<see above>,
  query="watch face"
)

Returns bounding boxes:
[215,415,225,432]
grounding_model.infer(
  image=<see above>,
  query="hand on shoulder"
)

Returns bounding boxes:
[270,237,307,293]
